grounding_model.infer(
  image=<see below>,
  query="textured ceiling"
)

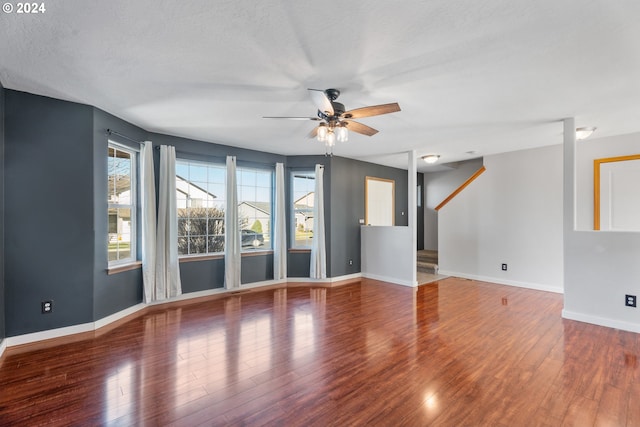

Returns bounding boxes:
[2,0,640,171]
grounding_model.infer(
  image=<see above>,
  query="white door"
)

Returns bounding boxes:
[600,158,640,231]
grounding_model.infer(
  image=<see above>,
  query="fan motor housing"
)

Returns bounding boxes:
[317,101,345,120]
[325,88,340,100]
[331,102,345,116]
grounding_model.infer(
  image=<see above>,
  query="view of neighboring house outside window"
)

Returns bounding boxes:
[108,143,136,264]
[176,160,226,255]
[175,161,274,255]
[237,166,273,251]
[291,171,315,248]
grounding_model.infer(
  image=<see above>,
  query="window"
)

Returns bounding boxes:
[175,160,274,256]
[176,160,226,256]
[108,144,136,264]
[238,167,273,251]
[291,171,315,248]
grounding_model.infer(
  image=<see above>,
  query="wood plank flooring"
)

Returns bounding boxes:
[1,277,639,426]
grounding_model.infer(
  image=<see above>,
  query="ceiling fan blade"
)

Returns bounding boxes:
[308,89,334,116]
[307,127,319,139]
[343,120,379,136]
[342,102,401,119]
[263,116,321,121]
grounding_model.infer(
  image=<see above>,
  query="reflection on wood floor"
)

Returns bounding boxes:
[1,277,640,426]
[417,270,448,285]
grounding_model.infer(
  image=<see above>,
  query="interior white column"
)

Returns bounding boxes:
[408,150,418,286]
[563,117,576,232]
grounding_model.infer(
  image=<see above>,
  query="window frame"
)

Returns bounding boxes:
[290,170,316,250]
[107,141,138,266]
[176,158,227,257]
[237,165,274,253]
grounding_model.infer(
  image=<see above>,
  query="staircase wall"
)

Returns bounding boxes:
[438,145,563,293]
[423,158,484,250]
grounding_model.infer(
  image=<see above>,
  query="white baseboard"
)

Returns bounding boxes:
[1,275,362,349]
[287,273,362,284]
[562,309,640,334]
[6,322,95,347]
[94,303,146,330]
[242,278,288,289]
[438,270,563,294]
[362,273,417,288]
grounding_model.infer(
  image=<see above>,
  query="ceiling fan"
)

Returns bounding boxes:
[264,88,401,154]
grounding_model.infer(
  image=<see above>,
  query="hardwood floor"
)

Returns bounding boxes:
[1,277,639,426]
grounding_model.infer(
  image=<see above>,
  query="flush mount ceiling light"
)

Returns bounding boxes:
[576,127,597,140]
[422,154,440,164]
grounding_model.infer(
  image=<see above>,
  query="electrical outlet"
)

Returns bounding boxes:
[349,259,353,265]
[625,294,637,307]
[501,263,508,271]
[41,300,53,314]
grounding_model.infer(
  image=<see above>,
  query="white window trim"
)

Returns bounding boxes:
[290,170,315,250]
[108,142,137,266]
[176,158,226,257]
[238,165,274,253]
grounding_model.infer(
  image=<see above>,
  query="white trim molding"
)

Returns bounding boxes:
[1,275,363,350]
[94,303,146,330]
[287,273,362,284]
[562,309,640,334]
[361,272,417,288]
[438,270,563,294]
[6,323,95,348]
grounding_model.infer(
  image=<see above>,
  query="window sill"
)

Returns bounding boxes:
[107,261,142,275]
[289,248,311,253]
[242,250,273,257]
[179,250,274,263]
[179,254,224,263]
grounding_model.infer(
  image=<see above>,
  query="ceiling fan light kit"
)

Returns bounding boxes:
[265,88,400,155]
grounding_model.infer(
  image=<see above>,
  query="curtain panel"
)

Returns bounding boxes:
[140,141,157,303]
[274,162,287,280]
[225,156,241,289]
[310,164,326,279]
[155,145,182,300]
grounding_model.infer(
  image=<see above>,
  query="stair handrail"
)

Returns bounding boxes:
[434,166,486,211]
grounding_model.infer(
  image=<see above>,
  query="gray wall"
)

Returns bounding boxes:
[0,82,5,341]
[150,132,286,290]
[93,108,147,320]
[5,90,95,336]
[417,173,424,250]
[285,155,331,278]
[329,156,409,277]
[1,88,412,337]
[284,155,409,278]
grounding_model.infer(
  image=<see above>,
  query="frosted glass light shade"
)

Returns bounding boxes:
[317,123,328,141]
[326,132,336,147]
[576,127,596,140]
[422,154,440,164]
[336,125,348,142]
